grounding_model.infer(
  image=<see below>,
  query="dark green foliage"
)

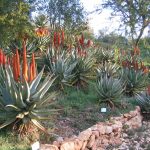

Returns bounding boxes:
[0,0,34,47]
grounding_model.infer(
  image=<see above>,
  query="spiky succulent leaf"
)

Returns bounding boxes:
[121,68,149,96]
[135,92,150,112]
[0,65,57,132]
[96,76,124,108]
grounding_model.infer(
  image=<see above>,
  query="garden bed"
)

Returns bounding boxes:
[40,106,143,150]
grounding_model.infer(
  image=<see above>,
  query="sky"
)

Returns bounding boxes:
[80,0,121,35]
[80,0,149,37]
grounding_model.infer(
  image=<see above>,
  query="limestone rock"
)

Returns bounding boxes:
[40,144,59,150]
[87,134,95,148]
[60,141,75,150]
[78,128,92,141]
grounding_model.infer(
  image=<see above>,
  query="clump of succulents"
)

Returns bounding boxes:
[45,48,77,89]
[135,86,150,112]
[96,75,124,109]
[0,40,57,138]
[97,62,119,79]
[119,47,149,96]
[94,48,114,64]
[121,67,149,96]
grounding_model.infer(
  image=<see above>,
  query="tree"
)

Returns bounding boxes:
[47,0,88,34]
[97,29,128,49]
[98,0,150,46]
[0,0,33,47]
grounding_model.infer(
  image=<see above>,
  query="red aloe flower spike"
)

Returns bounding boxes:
[87,40,93,48]
[29,63,34,82]
[16,49,20,77]
[61,30,65,45]
[31,53,36,79]
[22,39,28,81]
[0,49,3,65]
[134,61,138,70]
[143,67,149,74]
[3,55,7,65]
[53,32,57,48]
[57,32,61,46]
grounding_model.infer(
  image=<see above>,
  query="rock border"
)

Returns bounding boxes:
[40,106,143,150]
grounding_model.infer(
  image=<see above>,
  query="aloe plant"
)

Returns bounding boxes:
[135,91,150,112]
[95,48,114,64]
[0,65,57,137]
[96,76,124,108]
[71,50,95,88]
[97,62,119,79]
[45,49,77,89]
[121,68,149,96]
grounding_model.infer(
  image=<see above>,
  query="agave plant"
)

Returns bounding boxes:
[135,91,150,112]
[0,42,57,137]
[120,67,149,96]
[96,76,124,108]
[97,62,119,79]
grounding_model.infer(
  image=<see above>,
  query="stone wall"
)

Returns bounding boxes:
[40,106,143,150]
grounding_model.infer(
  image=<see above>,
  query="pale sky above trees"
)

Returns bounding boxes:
[81,0,149,37]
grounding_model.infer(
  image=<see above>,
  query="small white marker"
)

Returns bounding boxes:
[101,108,107,113]
[31,141,40,150]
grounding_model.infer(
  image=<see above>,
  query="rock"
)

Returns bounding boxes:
[56,136,64,142]
[112,123,122,132]
[53,141,61,148]
[87,135,95,148]
[97,125,106,134]
[40,144,59,150]
[81,140,88,150]
[122,133,128,138]
[135,106,141,112]
[105,126,112,134]
[74,139,83,150]
[91,125,98,130]
[92,130,99,138]
[78,128,92,141]
[129,110,137,117]
[101,138,109,145]
[123,113,132,118]
[60,141,75,150]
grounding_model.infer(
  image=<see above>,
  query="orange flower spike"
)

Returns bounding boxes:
[144,67,149,74]
[61,30,65,45]
[53,32,57,48]
[22,40,28,81]
[12,55,19,82]
[16,49,20,77]
[0,49,2,65]
[134,61,138,70]
[29,63,34,82]
[3,55,7,65]
[57,32,61,46]
[31,53,36,79]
